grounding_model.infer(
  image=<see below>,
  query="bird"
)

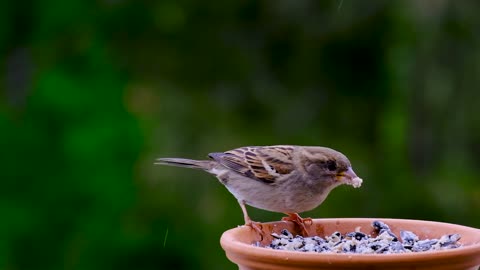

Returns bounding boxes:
[154,145,363,236]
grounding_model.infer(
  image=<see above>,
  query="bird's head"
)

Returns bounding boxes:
[301,146,363,188]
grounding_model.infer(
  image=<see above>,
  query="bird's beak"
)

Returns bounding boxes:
[336,167,363,188]
[336,167,358,181]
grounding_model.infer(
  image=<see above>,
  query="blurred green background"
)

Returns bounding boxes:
[1,0,479,269]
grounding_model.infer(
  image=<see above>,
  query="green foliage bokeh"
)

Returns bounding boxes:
[1,1,479,269]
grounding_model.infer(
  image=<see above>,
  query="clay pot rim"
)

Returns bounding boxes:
[220,218,480,265]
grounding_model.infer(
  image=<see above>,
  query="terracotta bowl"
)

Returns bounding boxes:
[220,218,480,270]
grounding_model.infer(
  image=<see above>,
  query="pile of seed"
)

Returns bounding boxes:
[259,220,461,254]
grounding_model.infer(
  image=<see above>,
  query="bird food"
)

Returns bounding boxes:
[349,176,363,188]
[259,220,462,254]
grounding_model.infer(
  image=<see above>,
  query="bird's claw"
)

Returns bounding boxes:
[303,217,313,225]
[246,221,265,241]
[282,213,312,236]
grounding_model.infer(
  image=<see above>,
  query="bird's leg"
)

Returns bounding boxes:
[238,200,264,237]
[282,213,312,236]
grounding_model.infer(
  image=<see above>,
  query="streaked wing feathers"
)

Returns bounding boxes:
[208,146,295,184]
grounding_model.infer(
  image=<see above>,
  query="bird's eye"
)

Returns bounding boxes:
[326,160,337,171]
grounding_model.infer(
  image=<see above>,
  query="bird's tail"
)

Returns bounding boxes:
[154,158,212,170]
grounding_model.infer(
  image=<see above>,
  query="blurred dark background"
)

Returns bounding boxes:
[1,0,479,269]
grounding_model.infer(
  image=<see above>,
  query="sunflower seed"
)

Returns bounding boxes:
[260,220,462,254]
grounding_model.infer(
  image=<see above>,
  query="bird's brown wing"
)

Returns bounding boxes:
[208,146,295,184]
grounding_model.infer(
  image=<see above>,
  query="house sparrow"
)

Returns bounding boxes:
[155,145,362,236]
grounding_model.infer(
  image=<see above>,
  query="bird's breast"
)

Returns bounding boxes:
[219,171,338,213]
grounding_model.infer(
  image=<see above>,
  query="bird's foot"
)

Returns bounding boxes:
[282,213,312,236]
[245,220,265,240]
